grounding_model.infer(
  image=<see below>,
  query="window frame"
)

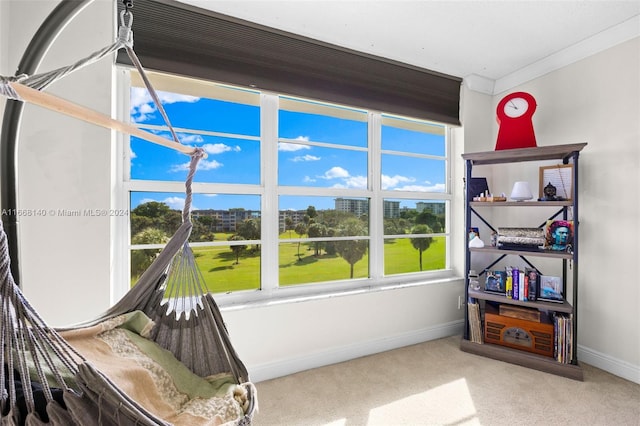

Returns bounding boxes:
[115,68,455,307]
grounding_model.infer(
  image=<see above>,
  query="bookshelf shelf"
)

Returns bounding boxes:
[470,200,573,207]
[459,338,583,381]
[461,143,586,380]
[468,289,573,313]
[469,246,573,259]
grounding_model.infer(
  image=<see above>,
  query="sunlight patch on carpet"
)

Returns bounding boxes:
[367,378,480,425]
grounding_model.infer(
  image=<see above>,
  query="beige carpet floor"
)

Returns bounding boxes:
[252,336,640,425]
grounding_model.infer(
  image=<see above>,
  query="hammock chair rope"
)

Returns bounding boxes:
[1,5,256,425]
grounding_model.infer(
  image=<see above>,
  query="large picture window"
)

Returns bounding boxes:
[122,69,452,302]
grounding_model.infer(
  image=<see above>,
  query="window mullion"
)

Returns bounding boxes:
[368,111,383,280]
[115,68,132,305]
[261,93,279,293]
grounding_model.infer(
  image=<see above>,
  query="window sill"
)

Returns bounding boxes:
[219,271,464,312]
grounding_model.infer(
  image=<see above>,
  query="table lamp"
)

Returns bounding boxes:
[510,181,533,201]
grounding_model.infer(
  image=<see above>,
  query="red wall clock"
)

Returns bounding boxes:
[495,91,537,150]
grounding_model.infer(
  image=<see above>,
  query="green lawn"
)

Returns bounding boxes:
[135,233,446,292]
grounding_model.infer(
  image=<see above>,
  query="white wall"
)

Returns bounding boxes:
[2,0,114,324]
[2,1,637,384]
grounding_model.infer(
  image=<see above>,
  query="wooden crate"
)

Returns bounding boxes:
[485,304,554,357]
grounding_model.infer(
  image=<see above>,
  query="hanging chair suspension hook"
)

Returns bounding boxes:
[118,9,134,47]
[120,0,134,27]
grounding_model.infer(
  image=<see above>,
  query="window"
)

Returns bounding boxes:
[121,69,452,303]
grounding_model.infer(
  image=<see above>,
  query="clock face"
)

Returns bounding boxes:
[504,97,529,118]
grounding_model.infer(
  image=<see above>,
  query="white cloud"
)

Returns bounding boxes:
[381,174,415,190]
[202,143,240,155]
[292,154,320,162]
[394,183,446,192]
[198,159,224,170]
[162,196,188,210]
[279,137,311,152]
[138,196,196,211]
[342,175,367,189]
[179,134,204,144]
[130,87,200,123]
[303,176,316,183]
[130,149,137,159]
[317,166,367,189]
[170,159,223,172]
[321,166,350,179]
[159,92,199,104]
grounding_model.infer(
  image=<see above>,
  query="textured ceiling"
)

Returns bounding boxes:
[178,0,640,93]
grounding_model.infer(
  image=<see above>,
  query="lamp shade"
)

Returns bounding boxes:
[510,181,533,201]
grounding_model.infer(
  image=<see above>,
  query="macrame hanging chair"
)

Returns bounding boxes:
[0,6,256,426]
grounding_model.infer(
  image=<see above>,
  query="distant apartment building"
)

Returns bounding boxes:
[416,201,446,215]
[383,200,400,218]
[335,198,369,217]
[192,208,260,232]
[193,198,414,234]
[335,198,400,218]
[279,209,307,233]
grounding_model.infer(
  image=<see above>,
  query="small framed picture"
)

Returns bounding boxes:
[545,220,574,251]
[539,275,563,302]
[539,164,573,200]
[467,177,489,200]
[484,270,506,294]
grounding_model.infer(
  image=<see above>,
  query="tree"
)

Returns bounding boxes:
[318,209,354,227]
[307,222,327,256]
[236,218,260,240]
[131,201,181,236]
[236,218,261,252]
[130,228,169,277]
[132,201,171,218]
[228,234,247,265]
[284,216,294,237]
[306,205,318,222]
[294,222,307,261]
[335,218,368,279]
[415,210,444,233]
[410,224,434,271]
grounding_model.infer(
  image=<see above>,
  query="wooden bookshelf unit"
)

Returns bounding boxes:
[460,143,586,381]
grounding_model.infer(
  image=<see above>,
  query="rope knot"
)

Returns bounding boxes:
[117,10,134,47]
[191,147,206,160]
[0,74,27,100]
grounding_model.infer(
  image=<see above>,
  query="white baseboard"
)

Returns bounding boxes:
[577,345,640,385]
[248,322,639,385]
[249,320,464,383]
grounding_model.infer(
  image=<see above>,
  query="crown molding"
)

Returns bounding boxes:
[466,15,640,96]
[463,74,495,95]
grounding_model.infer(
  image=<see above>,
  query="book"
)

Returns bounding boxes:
[499,304,541,322]
[468,301,483,344]
[525,268,539,301]
[505,267,513,299]
[512,267,519,300]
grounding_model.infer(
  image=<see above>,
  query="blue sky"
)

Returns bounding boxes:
[129,88,446,211]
